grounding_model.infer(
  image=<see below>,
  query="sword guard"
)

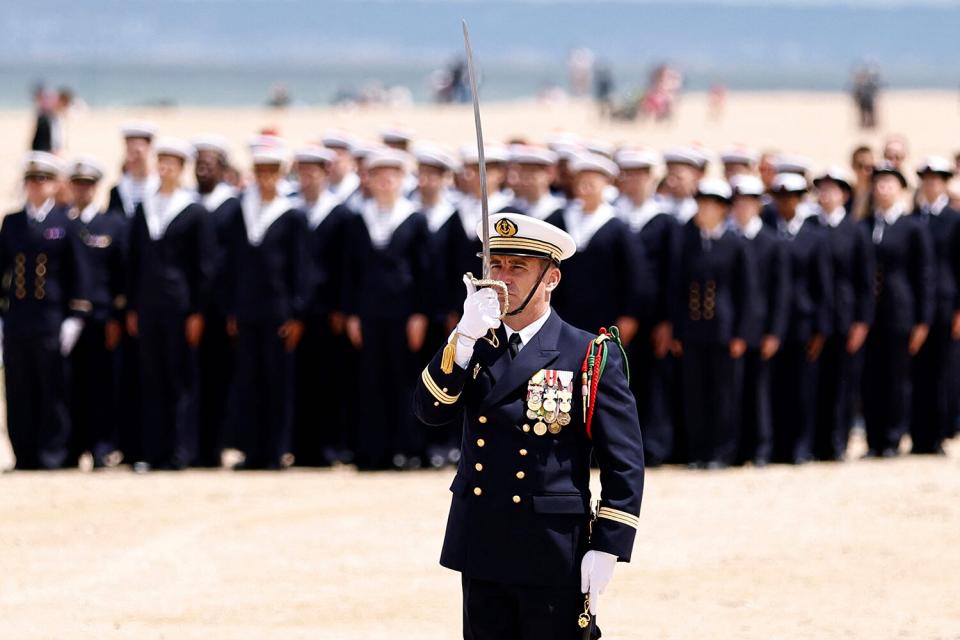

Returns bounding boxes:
[466,272,510,319]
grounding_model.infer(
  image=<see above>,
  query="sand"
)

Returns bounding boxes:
[2,92,960,638]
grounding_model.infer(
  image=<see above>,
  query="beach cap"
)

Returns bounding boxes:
[813,166,854,192]
[121,120,158,141]
[23,151,63,179]
[570,153,619,179]
[615,147,660,170]
[772,172,809,194]
[191,134,231,161]
[695,177,733,202]
[67,155,105,183]
[730,175,765,198]
[294,146,336,165]
[478,213,576,263]
[871,161,907,188]
[509,145,558,166]
[155,137,195,162]
[916,156,954,179]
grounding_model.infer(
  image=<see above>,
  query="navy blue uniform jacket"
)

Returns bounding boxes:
[413,311,645,587]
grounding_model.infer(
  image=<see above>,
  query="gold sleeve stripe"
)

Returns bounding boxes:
[598,507,640,529]
[421,368,460,405]
[69,299,93,312]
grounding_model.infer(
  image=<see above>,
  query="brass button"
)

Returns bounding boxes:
[442,387,449,393]
[473,487,483,496]
[37,253,47,264]
[476,438,485,447]
[516,471,525,479]
[433,401,440,407]
[478,416,487,424]
[512,495,521,504]
[519,449,528,456]
[475,463,483,471]
[522,425,530,433]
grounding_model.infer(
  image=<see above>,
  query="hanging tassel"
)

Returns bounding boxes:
[440,331,459,374]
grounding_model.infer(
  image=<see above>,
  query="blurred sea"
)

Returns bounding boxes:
[1,0,958,106]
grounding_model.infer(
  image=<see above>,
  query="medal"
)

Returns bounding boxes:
[531,369,545,383]
[559,401,572,413]
[557,412,571,426]
[548,422,562,434]
[543,398,557,412]
[534,421,548,436]
[526,409,539,420]
[543,411,556,424]
[528,396,542,411]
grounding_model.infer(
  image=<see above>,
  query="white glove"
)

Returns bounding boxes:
[580,550,617,615]
[59,318,85,356]
[457,275,501,341]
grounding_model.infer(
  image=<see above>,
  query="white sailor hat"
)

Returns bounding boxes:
[663,146,708,169]
[154,137,195,162]
[615,147,660,170]
[320,130,355,150]
[251,146,289,167]
[381,127,415,145]
[774,155,812,175]
[294,146,336,165]
[460,143,511,165]
[67,155,105,183]
[509,145,558,166]
[478,213,576,263]
[22,151,63,178]
[813,166,853,191]
[871,161,907,188]
[720,146,759,166]
[414,144,457,171]
[121,120,158,140]
[916,156,954,178]
[365,148,410,171]
[695,177,733,202]
[191,134,231,161]
[584,139,615,159]
[351,144,379,161]
[545,131,581,152]
[570,153,619,179]
[729,174,765,197]
[247,133,285,152]
[771,172,809,194]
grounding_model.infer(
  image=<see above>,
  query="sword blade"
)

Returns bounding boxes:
[462,19,491,279]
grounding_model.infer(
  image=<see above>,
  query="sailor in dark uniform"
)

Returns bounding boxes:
[614,148,679,466]
[661,147,707,224]
[191,134,239,466]
[909,156,960,454]
[292,146,353,466]
[672,178,753,468]
[222,147,308,470]
[65,156,127,468]
[126,138,215,471]
[343,149,432,470]
[546,153,647,350]
[1,153,91,469]
[720,146,759,181]
[729,175,790,465]
[502,146,567,220]
[811,167,875,461]
[765,173,832,464]
[320,130,361,205]
[861,162,934,457]
[381,127,419,194]
[413,212,643,639]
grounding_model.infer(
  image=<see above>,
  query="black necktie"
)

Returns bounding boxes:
[508,333,523,359]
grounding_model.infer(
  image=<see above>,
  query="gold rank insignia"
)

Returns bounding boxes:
[495,217,518,237]
[473,363,481,380]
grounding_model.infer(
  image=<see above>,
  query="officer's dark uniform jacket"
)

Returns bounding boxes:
[74,208,128,323]
[413,310,644,587]
[0,204,91,334]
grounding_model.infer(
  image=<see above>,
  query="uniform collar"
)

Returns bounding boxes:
[875,202,905,226]
[820,206,846,228]
[78,202,100,224]
[737,215,763,240]
[26,198,55,223]
[503,307,552,352]
[563,201,615,249]
[918,193,949,217]
[200,182,237,212]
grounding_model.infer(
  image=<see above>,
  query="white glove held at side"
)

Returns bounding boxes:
[580,550,617,615]
[59,318,85,356]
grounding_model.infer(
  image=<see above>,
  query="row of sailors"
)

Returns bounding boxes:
[2,122,957,470]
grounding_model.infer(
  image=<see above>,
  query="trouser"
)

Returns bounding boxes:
[231,320,295,468]
[353,316,421,469]
[117,330,142,463]
[138,311,198,467]
[68,319,119,463]
[771,340,818,463]
[910,322,958,452]
[862,331,910,453]
[462,575,600,640]
[196,311,233,465]
[682,343,740,465]
[630,338,673,465]
[4,333,71,469]
[737,348,773,464]
[814,334,857,460]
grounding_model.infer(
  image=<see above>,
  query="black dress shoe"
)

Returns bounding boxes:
[752,457,769,468]
[880,447,899,458]
[706,460,729,470]
[862,449,880,459]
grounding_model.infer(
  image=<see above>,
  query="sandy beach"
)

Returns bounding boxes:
[1,90,959,210]
[2,91,960,638]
